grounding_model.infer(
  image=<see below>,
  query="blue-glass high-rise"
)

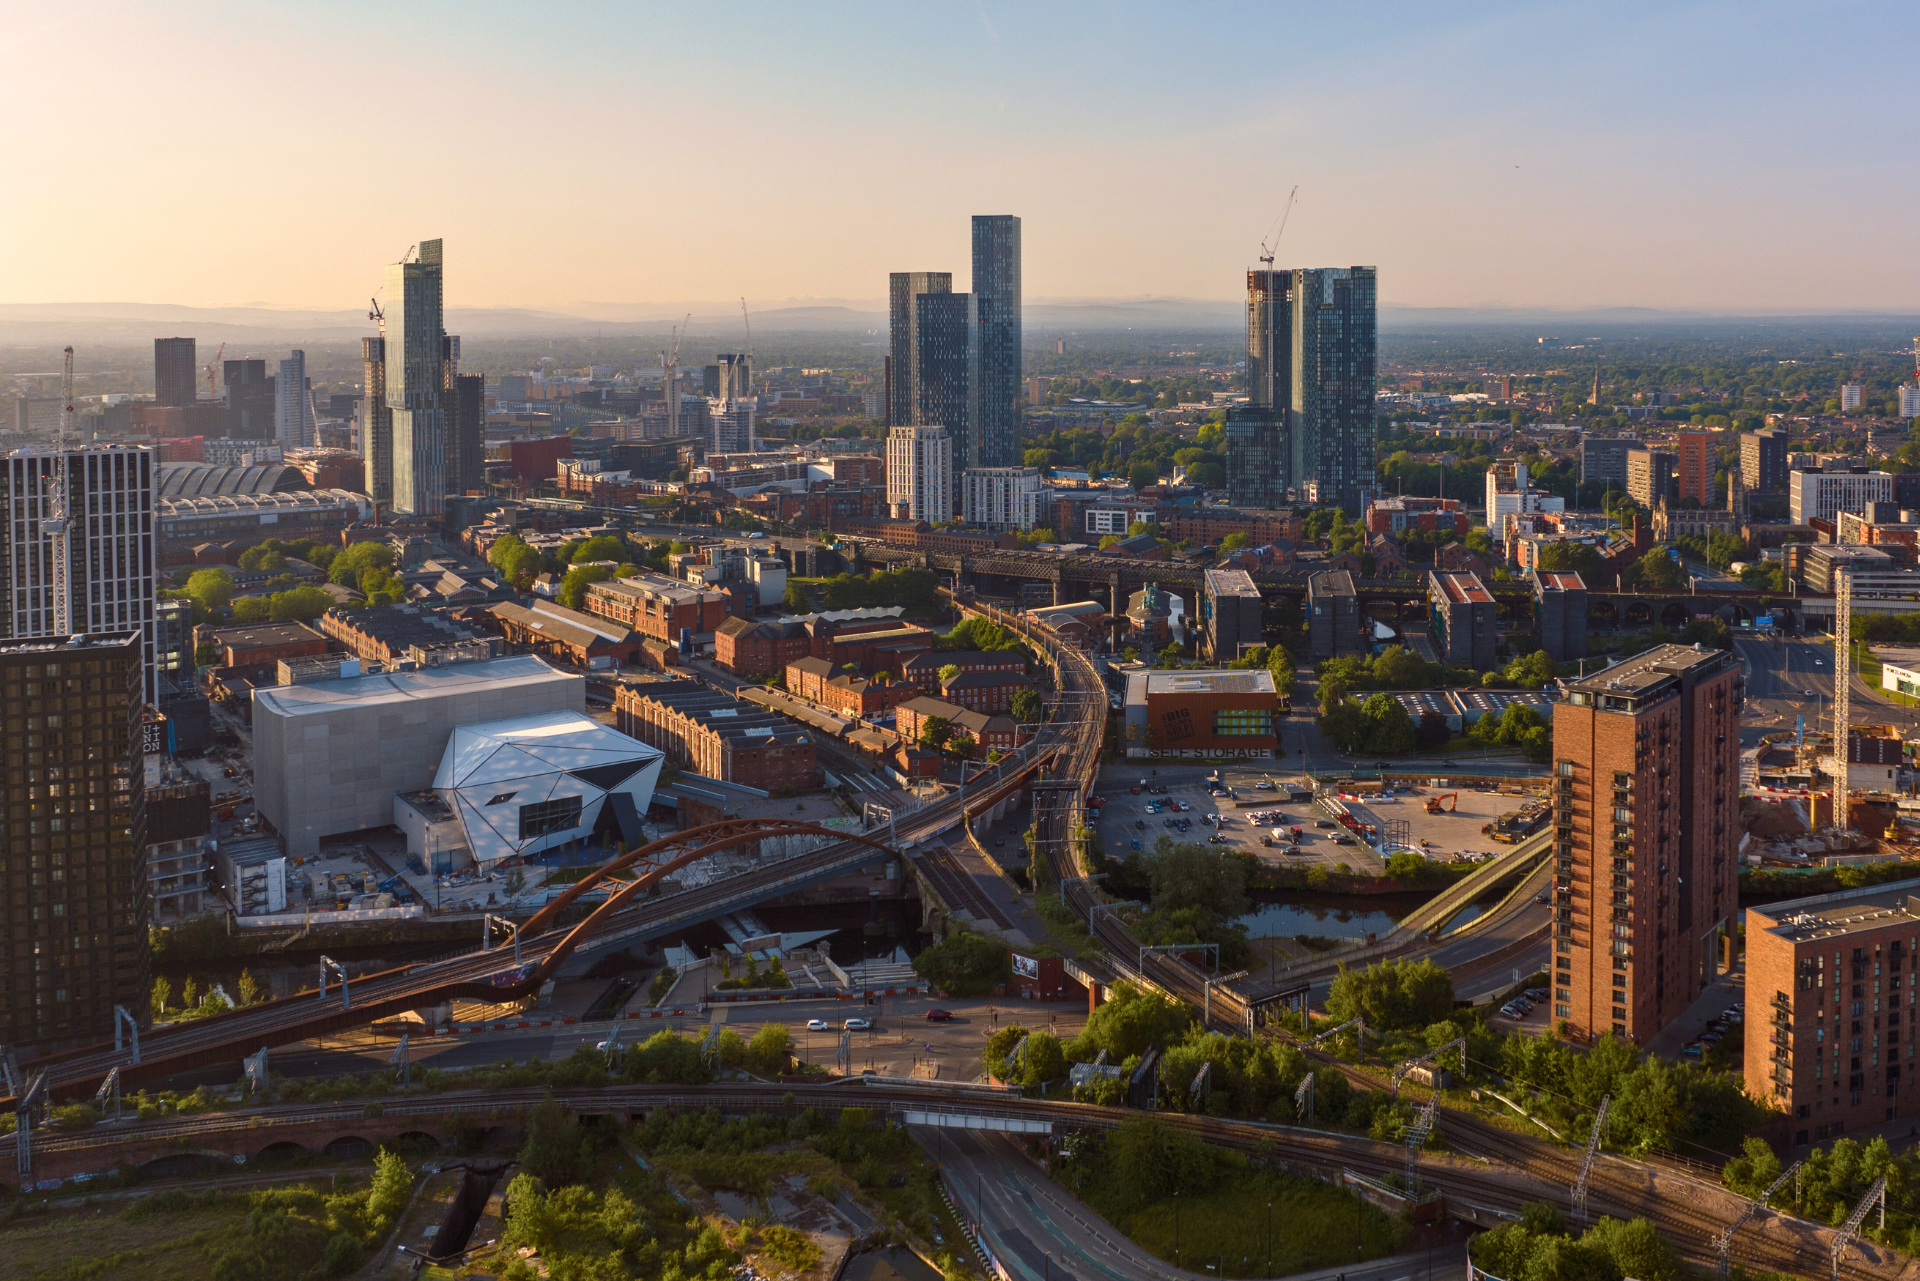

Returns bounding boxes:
[971,215,1022,469]
[913,292,979,483]
[1230,265,1377,512]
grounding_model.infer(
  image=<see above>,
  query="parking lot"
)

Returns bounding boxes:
[1093,767,1381,874]
[1091,765,1550,877]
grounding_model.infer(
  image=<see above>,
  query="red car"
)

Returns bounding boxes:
[1130,786,1142,795]
[925,1009,953,1022]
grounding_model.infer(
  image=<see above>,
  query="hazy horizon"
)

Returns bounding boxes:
[5,2,1918,315]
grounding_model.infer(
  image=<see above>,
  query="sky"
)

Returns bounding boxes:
[2,0,1917,315]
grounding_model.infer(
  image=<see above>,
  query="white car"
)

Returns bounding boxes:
[844,1017,873,1031]
[806,1018,832,1031]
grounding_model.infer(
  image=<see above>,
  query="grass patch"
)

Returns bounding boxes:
[1033,893,1100,957]
[0,1194,247,1281]
[651,1148,837,1199]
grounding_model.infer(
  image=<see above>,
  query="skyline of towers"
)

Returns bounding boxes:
[886,216,1023,515]
[1230,264,1379,512]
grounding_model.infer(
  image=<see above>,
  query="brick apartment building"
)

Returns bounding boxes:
[895,696,1023,752]
[717,614,933,681]
[614,684,819,790]
[899,648,1026,691]
[938,667,1034,713]
[784,656,921,718]
[195,621,330,682]
[1553,645,1742,1043]
[585,574,735,644]
[1153,506,1303,547]
[1746,881,1920,1147]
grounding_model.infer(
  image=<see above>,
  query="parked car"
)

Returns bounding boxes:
[844,1018,872,1031]
[1255,781,1276,791]
[1315,820,1334,828]
[806,1019,832,1031]
[1684,1043,1705,1058]
[994,838,1005,847]
[1136,820,1147,830]
[925,1009,953,1022]
[1334,835,1355,845]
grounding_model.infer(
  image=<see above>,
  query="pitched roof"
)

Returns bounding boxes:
[787,656,835,677]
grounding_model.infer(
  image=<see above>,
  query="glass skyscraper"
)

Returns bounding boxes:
[1232,265,1377,511]
[888,271,951,428]
[913,291,979,483]
[384,239,448,517]
[971,215,1022,468]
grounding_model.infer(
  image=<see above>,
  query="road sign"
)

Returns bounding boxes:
[1757,615,1773,629]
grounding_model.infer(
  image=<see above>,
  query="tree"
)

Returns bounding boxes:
[946,734,978,760]
[269,585,334,623]
[1156,642,1184,668]
[230,595,272,623]
[910,930,1007,997]
[1535,541,1606,579]
[568,534,631,564]
[150,975,171,1018]
[742,1023,794,1075]
[184,568,237,617]
[1219,532,1251,552]
[518,1098,588,1187]
[1010,688,1043,723]
[1626,549,1685,591]
[238,543,287,573]
[1370,644,1425,689]
[367,1147,412,1226]
[1358,692,1416,756]
[1128,461,1159,492]
[937,663,960,684]
[1017,1032,1068,1089]
[235,969,261,1007]
[1326,957,1455,1031]
[1147,841,1251,919]
[919,715,953,748]
[782,580,811,613]
[558,564,612,610]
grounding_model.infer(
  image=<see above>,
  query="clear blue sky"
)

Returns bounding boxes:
[3,1,1914,312]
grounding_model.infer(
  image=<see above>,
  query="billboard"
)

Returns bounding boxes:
[1756,615,1773,629]
[1011,953,1040,979]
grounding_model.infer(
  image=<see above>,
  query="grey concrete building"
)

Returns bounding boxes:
[1202,567,1264,663]
[1531,570,1588,664]
[1625,449,1677,509]
[252,654,583,857]
[1429,570,1498,670]
[1579,436,1636,491]
[1307,569,1362,660]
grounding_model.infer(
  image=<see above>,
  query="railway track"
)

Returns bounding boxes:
[31,1078,1903,1278]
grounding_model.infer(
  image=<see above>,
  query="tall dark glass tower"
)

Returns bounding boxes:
[153,337,197,408]
[385,238,448,518]
[971,215,1022,468]
[1231,265,1377,511]
[913,292,980,480]
[888,271,951,428]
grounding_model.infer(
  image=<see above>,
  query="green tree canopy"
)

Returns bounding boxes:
[1010,688,1043,722]
[1326,958,1455,1031]
[184,568,237,616]
[910,930,1007,997]
[919,715,953,748]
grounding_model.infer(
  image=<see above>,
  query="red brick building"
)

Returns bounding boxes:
[614,684,819,790]
[1746,883,1920,1149]
[896,696,1022,752]
[717,614,931,680]
[586,574,733,644]
[831,517,1019,553]
[899,648,1025,691]
[508,435,573,483]
[1553,645,1741,1043]
[194,621,329,683]
[1153,506,1303,547]
[818,672,920,718]
[939,668,1035,713]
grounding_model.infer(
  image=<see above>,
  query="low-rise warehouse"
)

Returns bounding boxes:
[491,599,640,667]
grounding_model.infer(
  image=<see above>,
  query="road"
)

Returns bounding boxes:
[918,1125,1470,1281]
[1736,634,1920,745]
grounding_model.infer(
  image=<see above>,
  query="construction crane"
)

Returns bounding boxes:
[204,341,226,402]
[368,295,385,335]
[45,348,75,637]
[1424,792,1458,814]
[660,313,691,438]
[1254,186,1298,410]
[740,297,755,393]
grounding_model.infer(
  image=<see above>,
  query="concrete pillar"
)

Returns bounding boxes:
[1052,572,1063,606]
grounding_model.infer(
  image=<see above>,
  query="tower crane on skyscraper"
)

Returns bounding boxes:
[741,297,754,391]
[661,313,691,438]
[46,348,75,636]
[1258,185,1298,271]
[1255,186,1297,413]
[204,342,225,402]
[369,296,385,335]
